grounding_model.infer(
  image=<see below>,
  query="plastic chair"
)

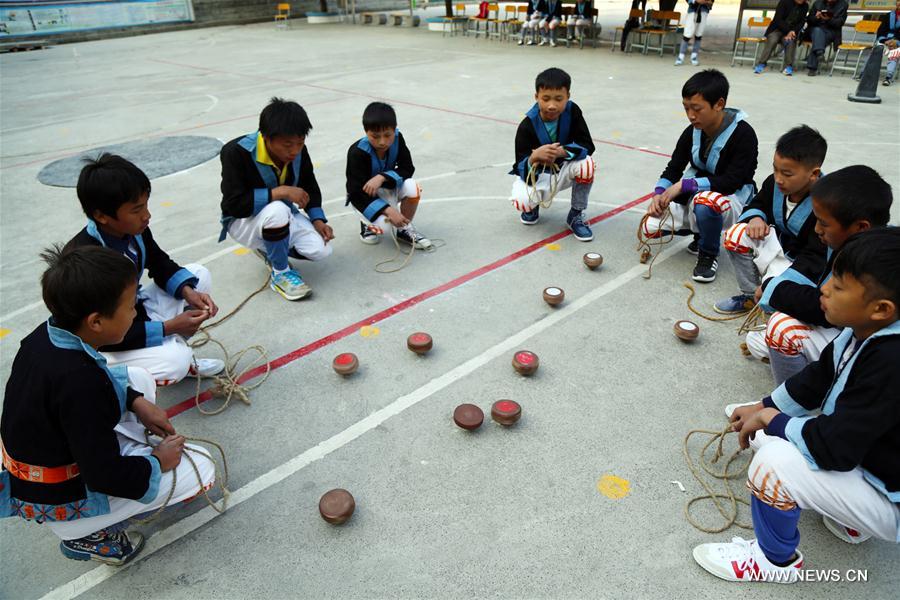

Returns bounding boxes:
[830,19,882,77]
[731,16,772,66]
[275,3,291,28]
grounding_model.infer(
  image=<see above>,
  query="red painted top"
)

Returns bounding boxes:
[495,400,519,413]
[410,333,431,344]
[335,353,355,365]
[515,352,535,365]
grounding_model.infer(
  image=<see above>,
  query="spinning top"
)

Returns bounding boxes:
[332,352,359,376]
[407,332,433,355]
[583,252,604,270]
[639,249,651,264]
[512,350,539,375]
[491,400,522,426]
[673,320,700,342]
[319,488,356,524]
[453,403,484,430]
[543,287,565,306]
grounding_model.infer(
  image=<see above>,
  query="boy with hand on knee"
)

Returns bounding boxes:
[0,246,216,565]
[510,67,596,242]
[751,166,892,384]
[715,125,827,318]
[694,228,900,583]
[346,102,432,250]
[539,0,564,46]
[219,97,334,301]
[65,154,223,386]
[518,0,546,45]
[643,69,758,283]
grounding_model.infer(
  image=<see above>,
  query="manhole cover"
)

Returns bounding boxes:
[37,136,223,187]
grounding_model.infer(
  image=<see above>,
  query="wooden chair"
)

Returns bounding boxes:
[830,19,882,77]
[731,16,771,66]
[440,3,468,37]
[641,10,681,56]
[500,5,522,42]
[274,3,290,28]
[485,4,503,41]
[612,8,644,52]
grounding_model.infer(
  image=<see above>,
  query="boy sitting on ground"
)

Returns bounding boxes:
[694,227,900,582]
[64,154,223,386]
[510,67,596,242]
[346,102,432,250]
[0,246,215,565]
[219,97,334,301]
[643,69,758,283]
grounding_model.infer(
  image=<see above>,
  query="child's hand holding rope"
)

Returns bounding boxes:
[151,435,186,471]
[132,396,175,438]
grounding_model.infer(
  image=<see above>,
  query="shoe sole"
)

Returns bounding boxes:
[359,235,381,245]
[691,272,717,283]
[60,533,145,566]
[520,215,539,225]
[270,282,312,301]
[686,247,699,256]
[823,517,870,545]
[569,227,594,242]
[712,305,752,316]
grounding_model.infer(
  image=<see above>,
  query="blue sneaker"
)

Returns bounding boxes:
[60,529,144,566]
[271,269,312,301]
[783,66,793,76]
[714,294,755,315]
[567,210,594,242]
[520,205,540,225]
[753,63,766,74]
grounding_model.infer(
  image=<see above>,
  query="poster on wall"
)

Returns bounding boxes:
[0,0,194,37]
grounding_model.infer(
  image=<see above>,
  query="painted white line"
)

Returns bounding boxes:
[38,239,687,600]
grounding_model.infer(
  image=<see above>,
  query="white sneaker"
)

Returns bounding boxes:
[526,39,535,45]
[549,40,557,47]
[517,39,524,46]
[693,537,803,583]
[190,358,225,377]
[691,52,699,66]
[725,400,760,419]
[822,515,871,545]
[538,39,547,46]
[675,54,684,66]
[270,269,312,301]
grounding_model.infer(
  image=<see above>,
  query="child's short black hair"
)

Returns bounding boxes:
[362,102,397,132]
[40,245,136,332]
[775,125,827,169]
[76,153,151,220]
[535,67,571,92]
[259,97,312,138]
[811,165,893,228]
[681,69,729,106]
[833,227,900,309]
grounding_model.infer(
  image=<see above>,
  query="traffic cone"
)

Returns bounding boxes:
[848,43,884,104]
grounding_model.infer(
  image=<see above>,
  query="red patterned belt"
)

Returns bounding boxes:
[1,440,79,484]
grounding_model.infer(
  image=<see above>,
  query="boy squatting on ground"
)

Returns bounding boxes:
[510,67,596,242]
[0,246,215,565]
[643,69,758,283]
[64,154,224,387]
[346,102,432,250]
[676,0,713,66]
[748,166,893,385]
[693,227,900,583]
[714,125,828,319]
[219,97,334,302]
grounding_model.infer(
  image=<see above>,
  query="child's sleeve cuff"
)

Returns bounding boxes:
[138,456,162,504]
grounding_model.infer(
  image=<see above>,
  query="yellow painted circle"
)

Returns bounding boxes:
[597,474,630,499]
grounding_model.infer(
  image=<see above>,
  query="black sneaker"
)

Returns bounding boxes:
[520,205,540,225]
[359,222,381,245]
[60,529,144,566]
[396,224,433,250]
[692,252,718,283]
[686,235,700,255]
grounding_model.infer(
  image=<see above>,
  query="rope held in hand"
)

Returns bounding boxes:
[636,205,674,279]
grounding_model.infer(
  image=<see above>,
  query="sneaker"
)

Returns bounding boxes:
[270,269,312,301]
[693,537,803,583]
[714,294,755,315]
[725,400,760,419]
[189,358,226,377]
[686,236,700,255]
[526,39,535,46]
[359,222,381,245]
[396,225,434,250]
[883,78,893,86]
[807,68,817,77]
[517,39,524,46]
[520,205,540,225]
[783,66,793,76]
[567,211,594,242]
[692,252,718,283]
[549,40,557,47]
[675,54,684,66]
[822,515,871,545]
[538,39,547,46]
[753,63,766,74]
[60,529,144,566]
[690,53,699,66]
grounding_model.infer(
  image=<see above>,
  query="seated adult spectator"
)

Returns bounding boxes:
[877,0,900,85]
[803,0,848,76]
[754,0,810,76]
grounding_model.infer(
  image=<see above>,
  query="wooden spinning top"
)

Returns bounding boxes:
[332,352,359,376]
[319,488,356,524]
[674,320,700,342]
[491,400,522,426]
[583,252,604,269]
[512,350,539,375]
[453,403,484,430]
[407,332,433,355]
[543,286,565,306]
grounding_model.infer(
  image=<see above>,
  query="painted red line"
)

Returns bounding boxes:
[166,193,652,418]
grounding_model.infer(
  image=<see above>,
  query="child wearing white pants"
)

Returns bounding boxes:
[47,366,216,542]
[518,0,545,45]
[510,157,595,214]
[677,0,712,65]
[361,178,422,238]
[227,201,333,262]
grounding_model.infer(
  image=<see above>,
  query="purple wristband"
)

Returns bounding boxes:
[681,178,698,195]
[653,187,666,196]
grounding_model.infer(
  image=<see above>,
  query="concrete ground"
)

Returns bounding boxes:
[1,7,899,600]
